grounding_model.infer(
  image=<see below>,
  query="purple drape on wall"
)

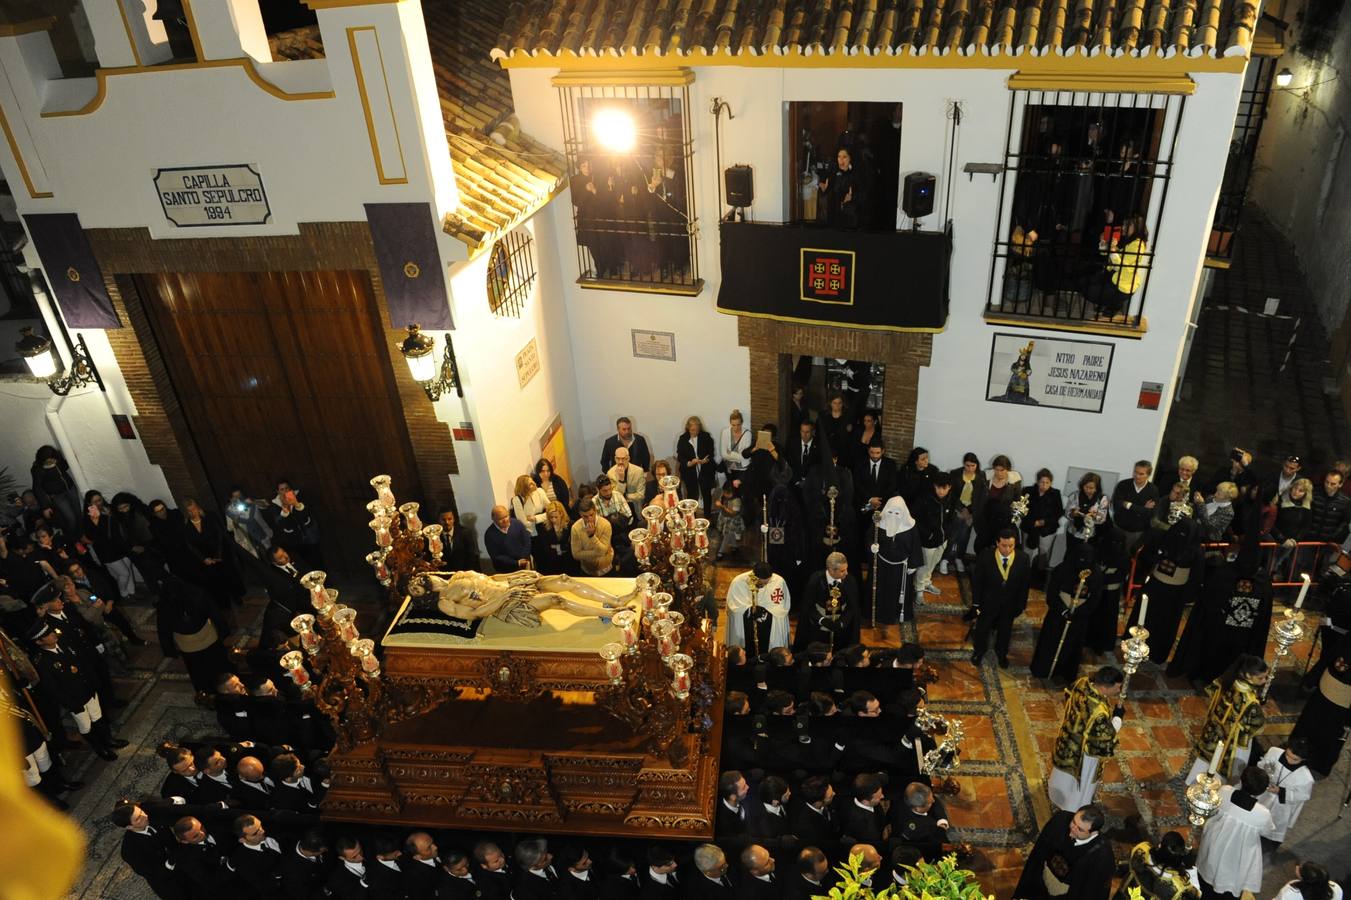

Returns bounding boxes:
[364,202,454,330]
[23,213,121,329]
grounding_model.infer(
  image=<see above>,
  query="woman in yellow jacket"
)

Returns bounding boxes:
[1086,214,1149,316]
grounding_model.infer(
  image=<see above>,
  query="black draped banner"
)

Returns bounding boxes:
[716,221,951,331]
[364,202,454,330]
[23,213,120,329]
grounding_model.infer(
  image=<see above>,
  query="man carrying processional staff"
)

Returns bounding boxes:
[1048,666,1125,812]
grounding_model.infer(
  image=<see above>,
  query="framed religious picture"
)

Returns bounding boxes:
[985,333,1114,413]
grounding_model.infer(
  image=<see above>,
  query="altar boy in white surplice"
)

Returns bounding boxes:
[1258,737,1317,844]
[1196,765,1280,899]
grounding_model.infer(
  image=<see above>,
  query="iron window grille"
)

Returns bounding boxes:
[556,79,701,295]
[988,90,1184,329]
[486,226,536,318]
[1208,57,1277,262]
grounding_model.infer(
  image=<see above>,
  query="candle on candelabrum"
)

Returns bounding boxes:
[364,550,391,586]
[280,650,310,688]
[599,642,625,682]
[659,474,680,509]
[422,524,444,561]
[370,474,396,510]
[613,609,640,652]
[351,638,380,676]
[399,502,422,533]
[292,614,320,653]
[669,653,694,699]
[1119,621,1151,699]
[1294,573,1311,609]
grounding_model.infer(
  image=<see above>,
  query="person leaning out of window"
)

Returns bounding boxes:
[1085,214,1149,318]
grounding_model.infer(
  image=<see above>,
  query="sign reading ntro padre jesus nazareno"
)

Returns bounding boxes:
[155,165,272,227]
[985,332,1114,414]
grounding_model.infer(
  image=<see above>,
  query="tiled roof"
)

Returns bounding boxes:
[423,0,567,255]
[492,0,1259,60]
[268,25,325,62]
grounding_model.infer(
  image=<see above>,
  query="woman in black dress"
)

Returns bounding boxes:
[533,501,576,576]
[181,498,245,610]
[676,416,716,517]
[533,458,572,511]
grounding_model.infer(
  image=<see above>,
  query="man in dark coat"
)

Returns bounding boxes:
[834,773,888,850]
[277,828,331,898]
[686,844,736,900]
[438,509,482,572]
[1111,461,1160,555]
[890,782,950,864]
[1168,547,1272,683]
[784,422,823,489]
[787,777,837,859]
[966,528,1031,668]
[1029,543,1102,681]
[1013,805,1113,900]
[853,441,898,561]
[261,546,309,638]
[114,801,186,899]
[225,814,284,898]
[733,845,778,900]
[793,553,861,651]
[600,417,652,472]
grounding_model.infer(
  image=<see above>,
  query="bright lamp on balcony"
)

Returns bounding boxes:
[592,108,637,153]
[397,324,461,401]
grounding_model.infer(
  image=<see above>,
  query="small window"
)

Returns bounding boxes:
[556,75,700,295]
[990,91,1183,330]
[486,227,536,318]
[787,101,902,229]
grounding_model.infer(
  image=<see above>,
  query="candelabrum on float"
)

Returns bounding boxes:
[600,476,720,766]
[280,571,384,751]
[1119,593,1151,700]
[277,475,449,750]
[1185,740,1226,828]
[1262,574,1311,701]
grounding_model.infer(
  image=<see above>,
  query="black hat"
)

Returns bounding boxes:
[25,620,51,642]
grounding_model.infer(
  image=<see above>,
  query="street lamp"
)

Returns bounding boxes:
[15,326,104,396]
[396,324,461,401]
[1275,67,1294,88]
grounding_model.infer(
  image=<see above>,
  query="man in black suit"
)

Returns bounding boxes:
[439,849,482,900]
[785,421,822,488]
[1110,461,1160,555]
[966,528,1032,668]
[556,844,599,900]
[890,782,950,863]
[793,553,860,651]
[327,835,369,899]
[715,770,752,845]
[853,440,898,559]
[598,849,640,900]
[783,847,829,900]
[278,828,331,898]
[231,755,276,810]
[686,844,735,900]
[261,546,309,638]
[366,835,407,900]
[600,417,653,472]
[747,775,797,857]
[113,801,184,899]
[402,832,441,897]
[515,838,561,900]
[641,846,680,900]
[787,777,837,860]
[734,845,778,900]
[269,753,321,813]
[171,816,236,897]
[226,814,283,897]
[473,841,513,900]
[834,773,889,850]
[438,509,482,572]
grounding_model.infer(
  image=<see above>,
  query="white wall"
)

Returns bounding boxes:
[509,65,1246,485]
[0,6,465,507]
[441,211,586,522]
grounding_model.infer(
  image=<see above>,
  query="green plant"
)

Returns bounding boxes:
[818,853,993,900]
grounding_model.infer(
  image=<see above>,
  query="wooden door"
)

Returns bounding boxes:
[134,270,424,572]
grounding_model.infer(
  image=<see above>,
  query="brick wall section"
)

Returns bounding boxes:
[86,223,458,514]
[737,317,934,459]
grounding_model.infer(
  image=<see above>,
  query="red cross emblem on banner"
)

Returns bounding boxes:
[801,248,855,304]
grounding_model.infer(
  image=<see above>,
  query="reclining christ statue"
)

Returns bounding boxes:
[406,570,639,629]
